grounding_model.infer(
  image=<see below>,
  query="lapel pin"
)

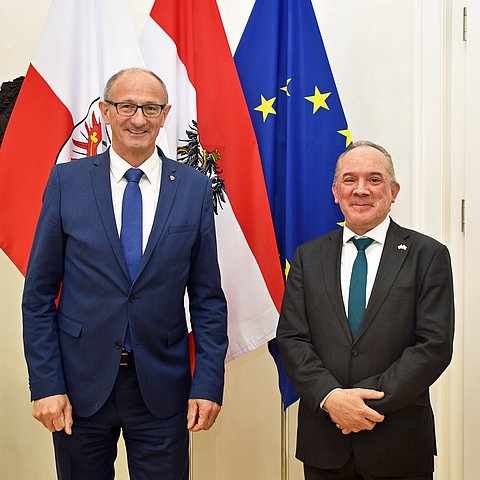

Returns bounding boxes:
[397,244,407,250]
[169,175,175,181]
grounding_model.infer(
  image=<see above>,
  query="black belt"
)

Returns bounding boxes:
[120,350,134,366]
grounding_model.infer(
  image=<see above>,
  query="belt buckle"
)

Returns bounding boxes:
[120,350,131,366]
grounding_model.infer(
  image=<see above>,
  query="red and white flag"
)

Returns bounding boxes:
[0,0,144,275]
[140,0,284,361]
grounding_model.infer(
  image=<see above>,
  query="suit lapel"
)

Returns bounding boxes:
[356,220,411,340]
[136,151,179,279]
[91,148,179,284]
[90,150,130,280]
[321,229,353,341]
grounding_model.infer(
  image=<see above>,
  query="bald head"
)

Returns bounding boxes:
[103,67,169,104]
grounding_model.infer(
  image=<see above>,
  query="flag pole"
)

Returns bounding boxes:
[281,403,289,480]
[189,431,194,479]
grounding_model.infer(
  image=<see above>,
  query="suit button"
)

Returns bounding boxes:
[128,294,136,303]
[351,349,359,357]
[115,341,123,349]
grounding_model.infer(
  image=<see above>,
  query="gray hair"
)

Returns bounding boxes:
[333,140,397,185]
[103,67,169,103]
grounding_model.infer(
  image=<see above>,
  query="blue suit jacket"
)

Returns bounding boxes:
[22,148,228,418]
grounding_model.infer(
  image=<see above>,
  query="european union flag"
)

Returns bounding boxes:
[234,0,350,408]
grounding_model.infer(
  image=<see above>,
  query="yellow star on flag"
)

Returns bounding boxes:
[255,95,277,122]
[337,128,352,147]
[280,78,291,96]
[285,259,291,278]
[305,86,331,114]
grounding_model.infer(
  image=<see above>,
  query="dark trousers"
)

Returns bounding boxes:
[304,455,433,480]
[53,364,188,480]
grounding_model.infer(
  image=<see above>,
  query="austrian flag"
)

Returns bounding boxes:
[140,0,285,362]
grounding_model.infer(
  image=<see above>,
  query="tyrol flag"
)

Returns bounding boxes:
[234,0,351,408]
[0,0,145,275]
[140,0,285,362]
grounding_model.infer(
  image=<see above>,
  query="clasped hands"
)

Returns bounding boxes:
[323,388,385,435]
[32,394,221,435]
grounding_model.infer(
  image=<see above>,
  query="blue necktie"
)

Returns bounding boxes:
[120,168,144,351]
[347,237,374,340]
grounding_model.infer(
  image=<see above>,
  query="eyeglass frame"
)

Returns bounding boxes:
[104,100,167,117]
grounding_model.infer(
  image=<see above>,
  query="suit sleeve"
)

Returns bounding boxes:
[187,178,228,404]
[355,243,454,414]
[277,246,342,414]
[22,166,67,400]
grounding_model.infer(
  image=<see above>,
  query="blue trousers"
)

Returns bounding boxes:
[53,364,189,480]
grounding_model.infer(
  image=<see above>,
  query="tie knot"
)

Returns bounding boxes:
[124,168,144,184]
[351,237,374,252]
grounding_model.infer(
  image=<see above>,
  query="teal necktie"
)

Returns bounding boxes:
[348,237,374,339]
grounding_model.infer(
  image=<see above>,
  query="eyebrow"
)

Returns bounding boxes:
[341,171,386,178]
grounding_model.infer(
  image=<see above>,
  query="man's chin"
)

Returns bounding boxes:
[125,140,153,152]
[345,217,376,234]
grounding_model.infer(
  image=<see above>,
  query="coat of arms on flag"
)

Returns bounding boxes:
[57,99,110,163]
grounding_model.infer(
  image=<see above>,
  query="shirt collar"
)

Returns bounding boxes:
[342,216,391,245]
[109,147,161,185]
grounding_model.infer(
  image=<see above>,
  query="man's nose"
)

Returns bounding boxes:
[130,107,148,124]
[353,180,370,194]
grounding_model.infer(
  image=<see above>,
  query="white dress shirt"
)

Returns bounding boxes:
[321,215,391,410]
[340,215,391,314]
[109,147,162,253]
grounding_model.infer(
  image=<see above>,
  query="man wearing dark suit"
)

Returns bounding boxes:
[22,67,228,479]
[277,140,454,480]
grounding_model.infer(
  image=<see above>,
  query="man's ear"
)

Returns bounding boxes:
[391,182,400,203]
[160,104,172,127]
[332,183,339,204]
[98,100,111,125]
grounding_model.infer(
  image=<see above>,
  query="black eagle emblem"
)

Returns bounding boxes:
[177,120,226,215]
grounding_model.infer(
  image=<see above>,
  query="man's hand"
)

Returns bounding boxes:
[187,399,221,432]
[324,388,385,435]
[32,394,73,435]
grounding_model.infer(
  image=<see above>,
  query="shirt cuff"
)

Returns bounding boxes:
[320,388,342,412]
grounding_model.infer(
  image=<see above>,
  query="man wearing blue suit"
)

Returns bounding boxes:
[277,141,454,479]
[22,67,228,479]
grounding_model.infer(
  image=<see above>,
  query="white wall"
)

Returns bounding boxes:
[0,0,472,478]
[463,1,480,479]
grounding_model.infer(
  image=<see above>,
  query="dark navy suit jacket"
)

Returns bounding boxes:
[23,148,228,419]
[277,220,454,477]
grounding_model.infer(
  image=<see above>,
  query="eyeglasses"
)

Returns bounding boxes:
[105,100,166,117]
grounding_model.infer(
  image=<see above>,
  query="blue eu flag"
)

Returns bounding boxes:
[234,0,351,408]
